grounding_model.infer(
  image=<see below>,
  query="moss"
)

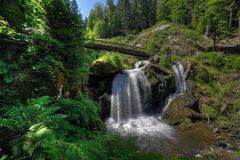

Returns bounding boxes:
[200,104,219,120]
[93,51,138,70]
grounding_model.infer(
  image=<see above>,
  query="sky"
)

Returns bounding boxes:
[77,0,106,19]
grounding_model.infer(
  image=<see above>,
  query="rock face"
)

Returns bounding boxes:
[88,61,175,120]
[88,72,116,121]
[143,64,175,112]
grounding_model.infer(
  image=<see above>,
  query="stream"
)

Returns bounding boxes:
[106,61,214,157]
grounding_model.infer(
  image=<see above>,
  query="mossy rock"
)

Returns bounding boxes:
[92,61,121,75]
[163,94,204,127]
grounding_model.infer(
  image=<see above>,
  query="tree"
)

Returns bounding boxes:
[69,0,79,15]
[149,0,157,26]
[156,0,171,22]
[47,0,84,96]
[203,0,230,49]
[117,0,132,34]
[168,0,195,26]
[86,3,105,37]
[105,0,116,37]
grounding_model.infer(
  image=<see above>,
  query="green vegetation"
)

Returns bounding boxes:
[167,52,240,129]
[0,0,189,159]
[86,0,240,46]
[93,52,137,69]
[1,0,240,159]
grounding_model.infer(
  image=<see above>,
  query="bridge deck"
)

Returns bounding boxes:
[85,40,149,58]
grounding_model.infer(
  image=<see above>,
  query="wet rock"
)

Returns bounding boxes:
[99,93,111,121]
[143,64,175,112]
[163,94,204,127]
[149,55,160,64]
[215,141,228,148]
[213,127,221,134]
[216,135,225,141]
[202,148,240,160]
[88,70,116,120]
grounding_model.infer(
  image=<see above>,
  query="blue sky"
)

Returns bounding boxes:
[77,0,106,19]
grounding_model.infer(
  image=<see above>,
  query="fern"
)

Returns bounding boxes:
[57,97,104,131]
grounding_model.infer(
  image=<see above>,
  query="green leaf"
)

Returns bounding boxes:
[3,74,15,84]
[0,61,8,75]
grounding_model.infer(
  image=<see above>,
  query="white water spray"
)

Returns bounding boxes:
[107,61,174,138]
[161,63,188,116]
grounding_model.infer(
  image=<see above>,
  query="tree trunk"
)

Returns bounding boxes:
[213,31,216,50]
[238,16,240,44]
[229,10,233,28]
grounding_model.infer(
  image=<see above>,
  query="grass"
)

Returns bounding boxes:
[105,21,211,57]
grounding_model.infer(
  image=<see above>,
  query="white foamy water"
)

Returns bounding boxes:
[160,63,188,116]
[107,60,175,140]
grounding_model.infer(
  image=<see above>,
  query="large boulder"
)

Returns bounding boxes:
[162,93,204,128]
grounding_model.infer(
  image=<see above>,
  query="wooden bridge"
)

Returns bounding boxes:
[84,39,149,58]
[0,38,149,58]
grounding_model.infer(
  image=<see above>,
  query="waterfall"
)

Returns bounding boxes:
[107,61,174,139]
[110,60,152,123]
[161,63,187,116]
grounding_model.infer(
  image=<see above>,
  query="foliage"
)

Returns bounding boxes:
[0,96,107,159]
[179,52,240,130]
[57,97,104,131]
[87,0,239,40]
[200,104,219,119]
[93,52,131,69]
[86,0,158,38]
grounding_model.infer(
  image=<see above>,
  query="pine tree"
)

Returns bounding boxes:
[70,0,79,15]
[106,0,116,37]
[156,0,171,22]
[149,0,157,26]
[47,0,84,96]
[117,0,132,34]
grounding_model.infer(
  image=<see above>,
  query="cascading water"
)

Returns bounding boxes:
[110,60,151,123]
[106,61,213,156]
[161,63,188,116]
[106,61,174,138]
